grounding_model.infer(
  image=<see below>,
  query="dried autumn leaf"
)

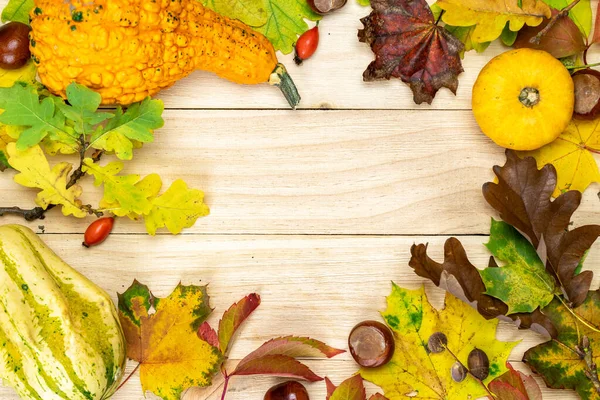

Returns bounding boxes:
[218,293,261,355]
[358,0,464,104]
[326,376,366,400]
[6,143,86,217]
[409,238,557,336]
[544,0,592,37]
[480,219,556,314]
[229,336,344,380]
[144,179,210,235]
[519,118,600,197]
[514,9,586,58]
[360,284,517,399]
[489,363,543,400]
[484,151,600,307]
[524,291,600,399]
[437,0,551,44]
[118,281,222,400]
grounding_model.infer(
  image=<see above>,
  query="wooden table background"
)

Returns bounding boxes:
[1,1,600,398]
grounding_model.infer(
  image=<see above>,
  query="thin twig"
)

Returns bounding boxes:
[67,138,103,189]
[0,206,49,221]
[530,0,582,45]
[580,336,600,395]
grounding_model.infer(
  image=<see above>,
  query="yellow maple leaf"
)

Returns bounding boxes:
[437,0,551,44]
[519,118,600,197]
[144,179,210,235]
[360,284,518,399]
[6,143,86,217]
[118,282,222,400]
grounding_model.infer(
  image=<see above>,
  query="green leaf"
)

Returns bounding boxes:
[541,0,592,36]
[500,23,518,46]
[200,0,268,27]
[524,291,600,400]
[445,25,491,55]
[57,83,113,135]
[480,219,556,314]
[357,0,370,5]
[254,0,321,54]
[89,98,163,160]
[1,0,34,24]
[100,173,162,218]
[144,179,210,235]
[82,159,155,215]
[0,83,68,150]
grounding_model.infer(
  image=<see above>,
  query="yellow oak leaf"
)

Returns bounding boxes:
[5,143,86,217]
[360,284,518,399]
[519,118,600,197]
[144,179,210,235]
[118,281,222,400]
[437,0,551,44]
[82,159,154,215]
[100,173,162,219]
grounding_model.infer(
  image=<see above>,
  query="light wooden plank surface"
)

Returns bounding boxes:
[1,0,599,399]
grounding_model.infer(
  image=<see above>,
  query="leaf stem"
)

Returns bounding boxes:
[529,0,582,45]
[557,295,600,334]
[115,362,141,393]
[435,9,445,26]
[220,370,231,400]
[567,62,600,70]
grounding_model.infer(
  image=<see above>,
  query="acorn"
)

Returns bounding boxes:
[427,332,448,354]
[451,362,467,383]
[264,381,309,400]
[307,0,347,14]
[467,348,490,380]
[348,320,395,368]
[573,69,600,120]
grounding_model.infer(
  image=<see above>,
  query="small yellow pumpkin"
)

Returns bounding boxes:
[472,48,574,151]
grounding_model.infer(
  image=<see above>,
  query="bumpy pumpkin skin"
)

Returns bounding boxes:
[29,0,278,105]
[472,49,574,151]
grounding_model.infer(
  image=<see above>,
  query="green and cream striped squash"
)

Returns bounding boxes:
[0,224,126,400]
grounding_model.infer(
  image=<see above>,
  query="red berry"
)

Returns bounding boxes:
[294,25,319,65]
[83,217,114,247]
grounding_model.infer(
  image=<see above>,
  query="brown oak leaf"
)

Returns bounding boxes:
[358,0,464,104]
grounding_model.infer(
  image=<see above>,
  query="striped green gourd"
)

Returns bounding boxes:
[0,224,126,400]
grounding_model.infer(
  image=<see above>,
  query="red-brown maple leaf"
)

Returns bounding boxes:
[358,0,464,104]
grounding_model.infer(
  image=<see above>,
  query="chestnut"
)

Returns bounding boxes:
[572,69,600,120]
[307,0,347,15]
[348,320,394,368]
[0,22,31,70]
[264,381,309,400]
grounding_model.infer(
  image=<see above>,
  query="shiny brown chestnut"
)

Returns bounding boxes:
[0,22,31,70]
[573,69,600,120]
[307,0,347,14]
[348,320,395,368]
[264,381,309,400]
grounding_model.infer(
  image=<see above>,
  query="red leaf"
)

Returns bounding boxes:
[594,1,600,44]
[197,322,219,348]
[325,377,337,400]
[237,336,345,365]
[229,354,323,382]
[218,293,261,355]
[369,395,389,400]
[489,363,542,400]
[514,10,585,58]
[327,375,366,400]
[358,0,464,104]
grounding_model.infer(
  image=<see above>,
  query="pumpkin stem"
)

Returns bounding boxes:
[269,63,301,109]
[519,87,540,108]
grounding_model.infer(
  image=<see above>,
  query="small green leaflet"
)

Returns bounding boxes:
[500,23,518,46]
[541,0,592,36]
[200,0,268,27]
[1,0,33,24]
[57,84,113,135]
[89,98,163,160]
[0,83,68,150]
[480,219,557,314]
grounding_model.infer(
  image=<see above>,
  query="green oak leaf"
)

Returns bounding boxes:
[541,0,591,36]
[1,0,34,24]
[445,25,491,56]
[89,98,163,160]
[524,291,600,400]
[480,219,557,314]
[57,83,113,135]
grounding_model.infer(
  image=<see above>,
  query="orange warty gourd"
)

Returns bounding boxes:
[472,49,574,151]
[29,0,299,107]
